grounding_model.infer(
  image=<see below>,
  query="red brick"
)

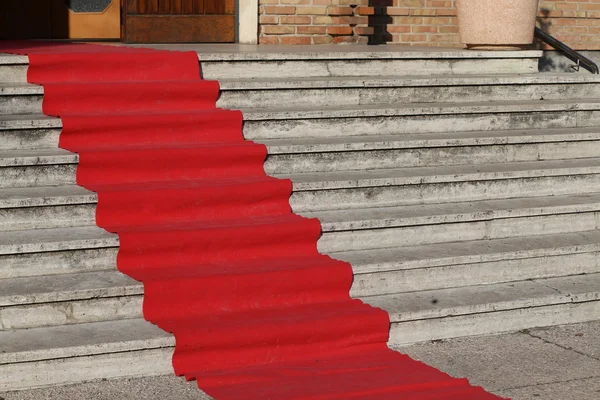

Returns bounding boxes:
[280,15,312,24]
[297,25,328,34]
[280,36,313,44]
[263,6,296,14]
[259,36,280,44]
[327,6,354,15]
[327,26,354,35]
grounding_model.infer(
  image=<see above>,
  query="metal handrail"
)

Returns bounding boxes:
[534,27,599,74]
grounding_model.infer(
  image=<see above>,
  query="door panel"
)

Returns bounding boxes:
[123,0,235,43]
[0,0,119,40]
[63,0,120,39]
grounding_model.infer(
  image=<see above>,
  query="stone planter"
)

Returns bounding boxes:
[456,0,539,50]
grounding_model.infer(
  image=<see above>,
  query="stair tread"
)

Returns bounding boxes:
[0,318,172,364]
[5,97,600,128]
[0,54,28,65]
[242,98,600,119]
[217,73,600,90]
[0,148,76,166]
[365,272,600,323]
[0,114,60,130]
[311,192,600,231]
[0,226,118,255]
[337,230,600,274]
[0,270,139,306]
[261,127,600,154]
[0,185,96,208]
[284,157,600,189]
[0,82,42,94]
[13,72,600,95]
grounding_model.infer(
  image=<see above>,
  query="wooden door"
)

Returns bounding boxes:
[63,0,120,39]
[123,0,235,43]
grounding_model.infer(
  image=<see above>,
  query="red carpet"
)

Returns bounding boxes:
[1,41,505,399]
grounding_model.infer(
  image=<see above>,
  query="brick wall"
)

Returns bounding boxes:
[258,0,600,50]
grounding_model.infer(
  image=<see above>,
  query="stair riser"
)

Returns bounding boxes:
[0,348,173,392]
[0,128,60,150]
[201,58,538,80]
[351,251,600,297]
[0,248,118,279]
[290,174,600,212]
[389,300,600,346]
[0,64,28,83]
[4,140,597,183]
[0,296,142,331]
[0,204,96,231]
[0,164,76,188]
[266,141,600,174]
[218,83,600,109]
[245,110,593,140]
[9,82,596,114]
[318,212,600,253]
[15,81,597,115]
[0,95,42,114]
[0,235,118,256]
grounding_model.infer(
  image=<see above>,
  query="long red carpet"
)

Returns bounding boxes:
[1,41,505,399]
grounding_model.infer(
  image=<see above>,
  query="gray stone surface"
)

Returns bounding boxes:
[498,377,600,400]
[528,321,600,360]
[0,318,172,364]
[4,322,600,399]
[540,50,600,74]
[1,375,212,400]
[0,226,118,255]
[397,327,600,396]
[0,247,117,279]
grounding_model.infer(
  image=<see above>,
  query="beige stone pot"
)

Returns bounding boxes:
[456,0,539,50]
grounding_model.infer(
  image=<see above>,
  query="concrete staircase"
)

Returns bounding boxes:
[3,48,600,391]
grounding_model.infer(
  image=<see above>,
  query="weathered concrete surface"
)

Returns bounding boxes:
[3,321,599,400]
[0,376,212,400]
[397,321,600,399]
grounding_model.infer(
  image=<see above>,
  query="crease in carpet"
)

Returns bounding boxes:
[0,41,505,400]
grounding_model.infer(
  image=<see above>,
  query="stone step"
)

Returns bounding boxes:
[5,97,600,145]
[0,270,142,330]
[0,226,118,255]
[0,127,61,151]
[217,73,600,109]
[0,82,43,114]
[243,99,600,140]
[6,124,600,175]
[0,318,173,391]
[0,247,118,280]
[194,48,541,79]
[2,272,598,390]
[6,74,600,111]
[313,193,600,253]
[0,184,96,208]
[4,231,597,330]
[263,127,600,154]
[374,273,600,346]
[287,157,600,212]
[6,158,600,226]
[0,54,28,83]
[0,113,60,130]
[0,148,77,188]
[341,230,600,296]
[0,49,540,83]
[263,129,600,174]
[0,185,97,230]
[5,183,600,255]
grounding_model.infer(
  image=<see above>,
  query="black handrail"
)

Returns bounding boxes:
[534,27,599,74]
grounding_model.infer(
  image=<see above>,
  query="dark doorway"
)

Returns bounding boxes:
[0,0,120,40]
